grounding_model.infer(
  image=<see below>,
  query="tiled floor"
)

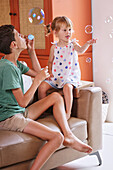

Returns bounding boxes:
[54,123,113,170]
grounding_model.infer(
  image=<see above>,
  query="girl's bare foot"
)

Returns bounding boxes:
[63,133,92,154]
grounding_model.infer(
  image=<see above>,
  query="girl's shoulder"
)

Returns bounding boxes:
[51,44,56,51]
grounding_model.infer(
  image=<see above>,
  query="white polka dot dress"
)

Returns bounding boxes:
[46,42,81,89]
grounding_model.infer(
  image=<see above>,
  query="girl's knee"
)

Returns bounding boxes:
[38,82,50,99]
[38,82,47,91]
[63,84,73,92]
[38,82,50,96]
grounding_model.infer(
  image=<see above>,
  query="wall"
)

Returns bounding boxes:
[52,0,92,44]
[92,0,113,122]
[52,0,93,81]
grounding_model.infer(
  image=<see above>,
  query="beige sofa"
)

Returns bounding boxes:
[0,81,102,170]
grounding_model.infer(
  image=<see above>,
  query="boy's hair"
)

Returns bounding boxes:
[51,16,73,32]
[0,25,15,54]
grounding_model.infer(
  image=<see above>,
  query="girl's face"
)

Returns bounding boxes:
[55,24,72,43]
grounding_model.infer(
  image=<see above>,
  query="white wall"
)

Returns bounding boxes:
[92,0,113,122]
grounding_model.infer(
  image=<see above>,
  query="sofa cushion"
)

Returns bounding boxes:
[0,130,44,168]
[38,116,87,142]
[0,116,87,168]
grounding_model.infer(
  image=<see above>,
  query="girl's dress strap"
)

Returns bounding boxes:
[51,41,58,45]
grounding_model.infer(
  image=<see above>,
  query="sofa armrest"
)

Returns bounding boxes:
[74,87,102,151]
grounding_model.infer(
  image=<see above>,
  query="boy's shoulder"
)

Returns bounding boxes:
[0,59,16,72]
[0,58,9,67]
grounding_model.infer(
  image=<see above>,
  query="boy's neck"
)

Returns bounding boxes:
[4,52,19,66]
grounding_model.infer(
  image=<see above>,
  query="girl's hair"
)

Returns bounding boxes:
[0,25,15,54]
[51,16,73,31]
[45,16,73,36]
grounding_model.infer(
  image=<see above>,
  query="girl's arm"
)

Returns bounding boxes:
[12,67,50,108]
[48,45,55,77]
[73,39,97,54]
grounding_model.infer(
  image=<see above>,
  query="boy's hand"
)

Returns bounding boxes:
[50,73,54,78]
[25,35,35,54]
[35,66,50,83]
[46,73,54,81]
[87,39,97,45]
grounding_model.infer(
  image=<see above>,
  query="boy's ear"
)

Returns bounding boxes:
[10,41,18,49]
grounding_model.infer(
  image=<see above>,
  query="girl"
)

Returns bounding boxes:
[38,16,96,120]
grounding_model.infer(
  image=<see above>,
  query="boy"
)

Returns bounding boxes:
[0,25,92,170]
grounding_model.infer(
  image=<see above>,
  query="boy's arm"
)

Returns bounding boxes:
[73,39,97,54]
[25,37,41,77]
[48,45,55,77]
[12,67,50,108]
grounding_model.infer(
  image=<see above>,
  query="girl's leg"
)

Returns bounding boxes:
[63,83,73,120]
[38,81,52,100]
[27,92,92,154]
[23,120,63,170]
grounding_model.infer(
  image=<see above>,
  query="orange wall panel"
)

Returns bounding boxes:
[79,54,93,81]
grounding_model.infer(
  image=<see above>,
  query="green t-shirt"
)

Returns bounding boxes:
[0,58,29,121]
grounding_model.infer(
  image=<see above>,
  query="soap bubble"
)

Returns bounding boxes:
[28,7,45,25]
[28,34,34,40]
[85,25,93,34]
[105,16,113,24]
[86,57,91,63]
[109,29,113,38]
[109,33,113,38]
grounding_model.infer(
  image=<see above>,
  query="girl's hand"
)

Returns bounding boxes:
[87,39,97,45]
[34,66,50,84]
